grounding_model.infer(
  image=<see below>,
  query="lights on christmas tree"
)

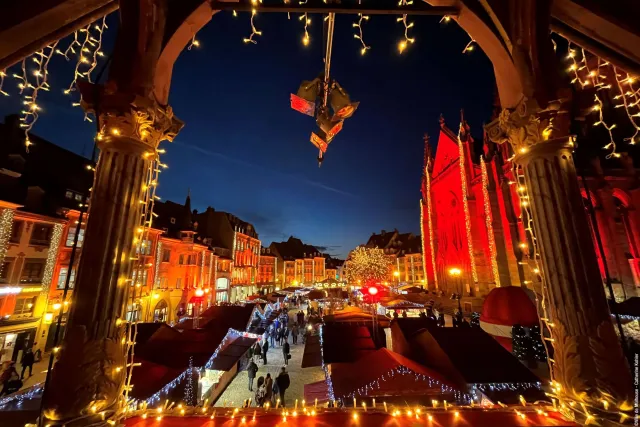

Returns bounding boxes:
[352,13,370,55]
[243,9,262,44]
[344,246,391,284]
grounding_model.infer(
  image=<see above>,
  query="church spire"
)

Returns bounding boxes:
[423,133,433,172]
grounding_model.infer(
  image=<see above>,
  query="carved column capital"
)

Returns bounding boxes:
[79,83,184,150]
[485,97,572,155]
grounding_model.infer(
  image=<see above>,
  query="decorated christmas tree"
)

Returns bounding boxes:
[529,325,547,362]
[512,324,531,360]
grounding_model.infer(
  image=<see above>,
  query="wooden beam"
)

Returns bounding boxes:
[209,1,458,16]
[0,0,117,70]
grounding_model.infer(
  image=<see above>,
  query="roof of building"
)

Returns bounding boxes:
[0,115,93,217]
[365,230,397,249]
[153,197,193,238]
[270,236,322,260]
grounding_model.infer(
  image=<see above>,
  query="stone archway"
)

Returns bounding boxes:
[30,0,632,424]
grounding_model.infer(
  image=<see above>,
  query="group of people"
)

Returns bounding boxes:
[241,305,315,408]
[246,365,291,407]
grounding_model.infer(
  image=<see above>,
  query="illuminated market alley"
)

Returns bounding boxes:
[214,328,324,408]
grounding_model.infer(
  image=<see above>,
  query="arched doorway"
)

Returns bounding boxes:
[153,299,168,323]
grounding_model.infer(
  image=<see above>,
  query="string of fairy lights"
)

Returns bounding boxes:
[457,125,479,284]
[564,40,640,158]
[14,42,58,151]
[480,158,501,287]
[423,165,439,290]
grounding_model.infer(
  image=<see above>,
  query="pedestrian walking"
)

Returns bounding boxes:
[275,367,290,407]
[254,376,266,406]
[20,348,35,379]
[262,340,269,365]
[282,340,290,366]
[292,323,299,344]
[253,342,262,362]
[247,359,258,391]
[264,373,273,404]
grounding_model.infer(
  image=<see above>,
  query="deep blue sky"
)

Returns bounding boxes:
[0,11,495,258]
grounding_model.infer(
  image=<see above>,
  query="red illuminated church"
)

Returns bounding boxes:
[420,113,640,313]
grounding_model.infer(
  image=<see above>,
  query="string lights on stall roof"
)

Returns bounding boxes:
[243,9,262,44]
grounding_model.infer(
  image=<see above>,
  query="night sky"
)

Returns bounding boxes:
[0,11,496,258]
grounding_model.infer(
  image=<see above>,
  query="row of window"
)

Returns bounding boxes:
[0,258,46,283]
[10,221,54,246]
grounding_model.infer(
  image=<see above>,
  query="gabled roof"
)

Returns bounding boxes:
[270,236,321,260]
[431,127,460,179]
[365,230,397,249]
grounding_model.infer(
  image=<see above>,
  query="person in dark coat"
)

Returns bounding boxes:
[253,342,262,362]
[247,359,259,391]
[282,339,290,366]
[20,348,35,379]
[262,340,269,365]
[275,367,290,407]
[264,373,274,404]
[291,323,299,344]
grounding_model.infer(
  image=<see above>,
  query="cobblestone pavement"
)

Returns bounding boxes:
[215,312,324,409]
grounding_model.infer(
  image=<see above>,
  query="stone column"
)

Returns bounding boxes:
[486,101,632,409]
[42,97,182,423]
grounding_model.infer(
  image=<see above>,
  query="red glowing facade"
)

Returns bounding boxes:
[420,115,640,310]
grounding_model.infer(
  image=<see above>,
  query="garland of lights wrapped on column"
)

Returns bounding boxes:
[457,126,478,283]
[480,158,500,287]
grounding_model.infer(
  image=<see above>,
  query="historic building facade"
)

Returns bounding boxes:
[420,116,640,311]
[269,237,326,286]
[257,246,278,293]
